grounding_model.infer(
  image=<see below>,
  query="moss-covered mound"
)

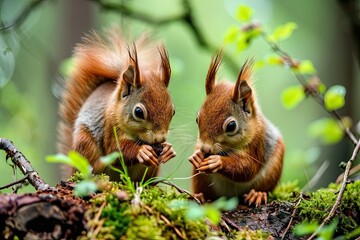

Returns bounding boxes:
[68,173,359,239]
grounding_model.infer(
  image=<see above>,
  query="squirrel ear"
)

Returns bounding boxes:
[233,80,252,103]
[158,44,171,88]
[233,60,253,102]
[206,50,223,95]
[120,65,138,98]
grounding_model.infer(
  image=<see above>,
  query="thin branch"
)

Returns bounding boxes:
[307,137,360,240]
[0,0,46,31]
[0,138,53,191]
[89,0,239,72]
[281,193,303,240]
[336,162,360,184]
[0,174,29,191]
[156,179,202,204]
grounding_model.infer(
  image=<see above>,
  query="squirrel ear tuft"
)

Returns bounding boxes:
[158,44,171,88]
[206,50,223,95]
[233,60,253,102]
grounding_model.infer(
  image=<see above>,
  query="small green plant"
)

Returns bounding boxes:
[47,151,97,196]
[293,219,338,240]
[169,197,238,225]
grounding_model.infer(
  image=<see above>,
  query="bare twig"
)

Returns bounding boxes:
[0,138,52,191]
[0,0,46,31]
[0,174,29,191]
[89,0,239,72]
[307,137,360,240]
[221,215,241,231]
[158,180,202,204]
[336,162,360,184]
[281,193,304,240]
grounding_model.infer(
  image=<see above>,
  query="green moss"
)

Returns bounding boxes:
[123,215,164,240]
[233,227,270,240]
[81,182,210,239]
[269,180,300,202]
[101,194,131,238]
[298,181,360,234]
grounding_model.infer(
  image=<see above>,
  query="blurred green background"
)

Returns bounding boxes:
[0,0,359,192]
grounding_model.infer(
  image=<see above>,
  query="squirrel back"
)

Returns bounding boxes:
[58,28,175,180]
[189,51,284,204]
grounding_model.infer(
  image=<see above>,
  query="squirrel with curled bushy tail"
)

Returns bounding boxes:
[189,51,284,206]
[58,28,176,182]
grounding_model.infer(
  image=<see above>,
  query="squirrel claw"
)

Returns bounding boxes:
[137,145,159,166]
[197,155,222,173]
[244,189,267,207]
[159,142,176,163]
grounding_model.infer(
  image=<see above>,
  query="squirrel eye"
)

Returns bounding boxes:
[133,104,147,120]
[223,117,238,136]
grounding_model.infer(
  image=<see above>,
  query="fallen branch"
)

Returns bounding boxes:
[0,138,53,191]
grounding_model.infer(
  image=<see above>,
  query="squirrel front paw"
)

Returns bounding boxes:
[198,155,223,173]
[189,151,222,173]
[136,145,159,166]
[159,142,176,163]
[188,149,205,169]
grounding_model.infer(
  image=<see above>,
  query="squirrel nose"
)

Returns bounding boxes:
[154,134,166,143]
[201,143,212,154]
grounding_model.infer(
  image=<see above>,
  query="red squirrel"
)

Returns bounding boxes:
[57,29,176,182]
[189,51,284,206]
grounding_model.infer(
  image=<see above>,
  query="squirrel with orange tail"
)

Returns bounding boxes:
[189,51,284,206]
[58,29,176,182]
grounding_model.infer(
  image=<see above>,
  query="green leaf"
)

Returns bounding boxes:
[268,22,297,42]
[186,205,205,220]
[100,152,120,166]
[168,199,189,209]
[236,34,249,52]
[68,151,92,177]
[281,85,305,109]
[294,60,316,74]
[74,180,97,196]
[308,118,344,144]
[59,57,75,77]
[235,5,253,22]
[324,85,346,111]
[223,197,238,211]
[319,219,338,240]
[224,26,239,44]
[47,151,92,177]
[204,206,221,225]
[293,222,319,236]
[266,55,283,65]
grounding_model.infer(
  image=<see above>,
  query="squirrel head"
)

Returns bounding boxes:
[196,51,259,155]
[114,44,174,144]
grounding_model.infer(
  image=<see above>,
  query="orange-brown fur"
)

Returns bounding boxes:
[58,28,175,181]
[190,52,284,203]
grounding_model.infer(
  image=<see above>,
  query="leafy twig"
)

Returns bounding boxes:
[0,138,53,191]
[307,137,360,240]
[262,34,358,145]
